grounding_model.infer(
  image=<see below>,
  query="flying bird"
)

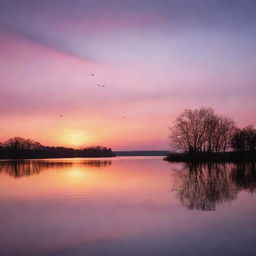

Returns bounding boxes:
[60,115,63,117]
[97,84,106,88]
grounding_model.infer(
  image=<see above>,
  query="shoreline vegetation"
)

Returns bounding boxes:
[164,151,256,163]
[166,107,256,163]
[0,137,115,159]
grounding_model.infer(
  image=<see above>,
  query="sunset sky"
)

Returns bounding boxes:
[0,0,255,150]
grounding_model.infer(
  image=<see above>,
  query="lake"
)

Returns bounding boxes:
[0,157,255,256]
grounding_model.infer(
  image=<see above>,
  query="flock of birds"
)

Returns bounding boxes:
[59,73,127,119]
[92,74,106,87]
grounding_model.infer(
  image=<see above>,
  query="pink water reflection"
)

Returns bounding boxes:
[0,157,255,256]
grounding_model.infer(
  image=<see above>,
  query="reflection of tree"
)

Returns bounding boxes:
[231,162,256,193]
[79,160,112,168]
[173,163,238,211]
[0,160,112,178]
[172,162,256,211]
[0,161,41,178]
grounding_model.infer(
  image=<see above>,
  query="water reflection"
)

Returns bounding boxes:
[231,162,256,193]
[173,162,256,211]
[0,159,112,178]
[0,157,256,256]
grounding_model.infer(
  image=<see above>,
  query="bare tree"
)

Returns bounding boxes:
[243,125,256,151]
[170,107,235,153]
[4,137,42,150]
[215,116,235,152]
[231,126,256,151]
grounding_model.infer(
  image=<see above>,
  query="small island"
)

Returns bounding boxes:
[0,137,115,159]
[165,107,256,162]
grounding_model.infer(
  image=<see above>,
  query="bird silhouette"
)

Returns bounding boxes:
[97,84,106,88]
[60,115,63,117]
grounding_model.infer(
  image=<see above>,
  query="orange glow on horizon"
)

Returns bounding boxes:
[59,129,92,148]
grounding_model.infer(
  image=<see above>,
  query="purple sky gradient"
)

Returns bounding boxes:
[0,0,255,150]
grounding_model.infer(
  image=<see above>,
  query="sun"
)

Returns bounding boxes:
[61,130,92,148]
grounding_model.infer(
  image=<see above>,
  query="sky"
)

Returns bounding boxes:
[0,0,255,150]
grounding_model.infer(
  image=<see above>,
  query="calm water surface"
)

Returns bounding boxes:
[0,157,255,256]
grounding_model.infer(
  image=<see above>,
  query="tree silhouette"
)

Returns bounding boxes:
[0,137,115,159]
[170,107,234,153]
[231,126,256,152]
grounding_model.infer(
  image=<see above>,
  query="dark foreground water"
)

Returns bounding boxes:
[0,157,255,256]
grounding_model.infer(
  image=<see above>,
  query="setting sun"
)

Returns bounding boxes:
[60,130,92,148]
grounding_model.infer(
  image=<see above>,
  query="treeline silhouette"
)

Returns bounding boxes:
[166,107,256,162]
[172,162,256,211]
[0,160,112,178]
[0,137,115,159]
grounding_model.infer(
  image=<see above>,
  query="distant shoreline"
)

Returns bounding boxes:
[0,148,115,159]
[114,151,170,157]
[164,151,256,163]
[0,155,115,160]
[0,150,171,160]
[0,137,116,159]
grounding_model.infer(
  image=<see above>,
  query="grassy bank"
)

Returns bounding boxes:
[164,151,256,163]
